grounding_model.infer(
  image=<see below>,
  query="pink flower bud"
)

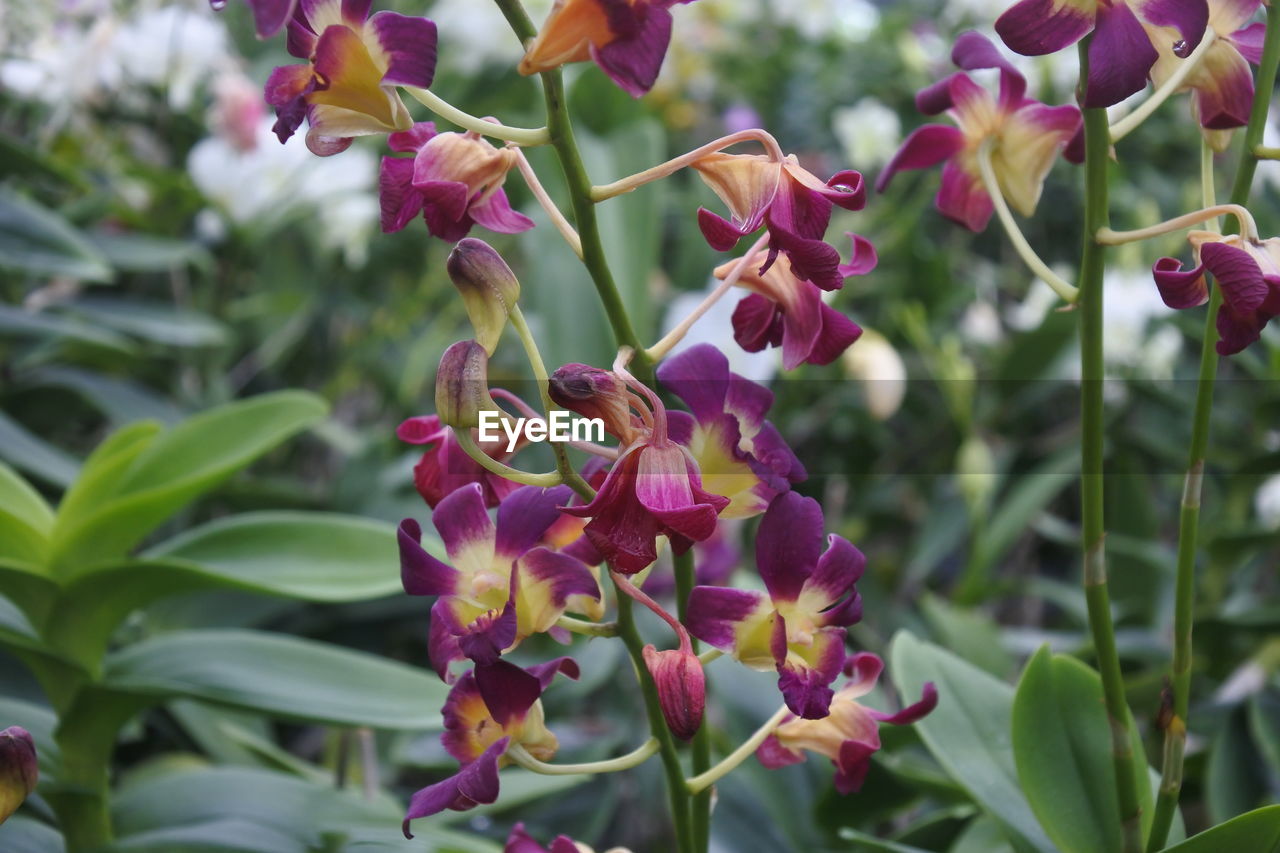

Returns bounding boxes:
[447,239,521,355]
[0,726,37,825]
[642,644,705,741]
[548,363,640,445]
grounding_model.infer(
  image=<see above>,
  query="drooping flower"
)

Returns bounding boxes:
[658,343,805,517]
[686,492,864,719]
[551,363,730,574]
[1152,230,1280,354]
[264,0,437,156]
[1145,0,1266,149]
[716,234,872,369]
[399,484,601,678]
[693,153,867,291]
[994,0,1208,107]
[398,414,522,509]
[380,123,534,241]
[0,726,37,825]
[505,823,633,853]
[643,642,706,740]
[757,653,938,793]
[877,32,1081,233]
[518,0,698,97]
[403,658,578,835]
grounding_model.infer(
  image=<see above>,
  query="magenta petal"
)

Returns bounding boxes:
[756,492,824,601]
[698,207,755,251]
[474,659,541,727]
[458,602,517,666]
[1152,257,1209,308]
[1215,303,1267,354]
[658,344,731,422]
[379,156,425,233]
[833,739,877,794]
[247,0,297,39]
[520,547,601,607]
[1136,0,1209,56]
[732,293,783,354]
[397,415,445,444]
[433,483,497,564]
[495,485,574,560]
[837,233,878,278]
[805,535,865,615]
[777,284,824,371]
[1201,241,1270,314]
[469,189,536,235]
[1194,47,1256,129]
[1084,1,1160,108]
[370,11,437,88]
[806,303,863,367]
[875,125,966,194]
[950,30,1028,109]
[590,4,674,97]
[936,160,993,232]
[526,656,581,691]
[428,601,465,682]
[399,519,460,596]
[388,122,436,153]
[775,634,842,719]
[685,586,769,650]
[756,733,805,769]
[869,681,940,725]
[1233,22,1267,64]
[823,170,867,212]
[995,0,1094,56]
[915,72,966,115]
[415,179,472,224]
[402,737,507,836]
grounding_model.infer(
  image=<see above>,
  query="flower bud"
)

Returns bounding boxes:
[642,645,705,741]
[0,726,37,825]
[436,340,492,430]
[548,364,637,444]
[955,434,997,515]
[841,328,905,421]
[447,239,521,355]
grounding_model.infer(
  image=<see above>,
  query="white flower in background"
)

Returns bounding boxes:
[1255,112,1280,192]
[661,280,778,382]
[1102,266,1182,377]
[0,16,123,108]
[1255,473,1280,528]
[769,0,880,42]
[112,5,230,110]
[961,299,1004,346]
[210,72,265,152]
[832,97,901,170]
[841,328,907,420]
[427,0,553,73]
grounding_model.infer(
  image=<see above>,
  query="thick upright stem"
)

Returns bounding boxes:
[1147,9,1280,849]
[1078,40,1145,853]
[675,550,712,853]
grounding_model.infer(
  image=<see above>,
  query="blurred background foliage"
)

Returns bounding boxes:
[1,0,1279,850]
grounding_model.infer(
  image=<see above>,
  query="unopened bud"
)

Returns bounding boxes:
[0,726,37,825]
[447,238,521,355]
[642,645,705,741]
[841,329,906,421]
[549,364,637,444]
[435,340,491,430]
[955,434,997,514]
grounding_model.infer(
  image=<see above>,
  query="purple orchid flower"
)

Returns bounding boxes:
[877,32,1082,233]
[0,726,37,825]
[757,653,938,794]
[399,484,601,679]
[693,153,867,291]
[1153,231,1280,354]
[403,658,578,837]
[505,823,605,853]
[518,0,699,97]
[380,123,535,242]
[686,492,864,719]
[213,0,297,39]
[398,415,522,509]
[264,0,437,156]
[994,0,1208,107]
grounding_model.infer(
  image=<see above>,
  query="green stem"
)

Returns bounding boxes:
[507,738,659,775]
[685,705,790,795]
[452,430,562,487]
[613,577,694,853]
[1078,40,1145,853]
[1146,9,1280,849]
[675,550,712,853]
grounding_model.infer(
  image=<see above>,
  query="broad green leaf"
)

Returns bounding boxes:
[1160,805,1280,852]
[949,817,1017,853]
[102,630,446,729]
[0,462,52,566]
[889,631,1054,853]
[53,421,162,534]
[27,367,184,426]
[1207,705,1268,824]
[50,392,328,575]
[0,188,111,282]
[67,298,227,349]
[837,828,931,852]
[106,820,306,853]
[1249,692,1280,775]
[919,594,1014,678]
[0,304,135,357]
[1011,648,1153,853]
[0,412,80,488]
[969,448,1077,583]
[84,232,213,273]
[0,815,66,853]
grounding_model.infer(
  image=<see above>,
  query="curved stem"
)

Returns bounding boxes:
[697,648,724,665]
[507,738,660,775]
[647,232,771,362]
[975,141,1079,303]
[1096,204,1259,245]
[512,147,582,257]
[1078,39,1144,853]
[1110,28,1217,142]
[674,550,713,853]
[555,615,619,637]
[453,430,562,488]
[591,129,786,201]
[1253,144,1280,160]
[402,86,549,146]
[685,706,790,795]
[612,569,691,651]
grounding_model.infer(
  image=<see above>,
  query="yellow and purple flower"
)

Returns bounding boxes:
[877,32,1081,232]
[518,0,698,97]
[715,234,873,370]
[686,492,864,719]
[398,484,601,679]
[693,154,867,291]
[757,653,937,793]
[995,0,1209,107]
[1153,231,1280,354]
[380,123,535,241]
[505,823,633,853]
[402,658,578,835]
[398,414,522,509]
[264,0,437,155]
[657,344,805,518]
[217,0,297,39]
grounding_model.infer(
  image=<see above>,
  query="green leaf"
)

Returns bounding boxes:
[1207,705,1268,824]
[0,815,66,853]
[1011,647,1153,853]
[949,817,1017,853]
[106,820,306,853]
[1248,692,1280,775]
[49,392,328,575]
[0,188,111,282]
[1160,805,1280,852]
[889,630,1055,853]
[837,828,932,852]
[0,303,136,357]
[919,594,1014,678]
[53,421,162,535]
[26,367,185,426]
[0,462,53,566]
[83,232,212,273]
[66,298,227,349]
[0,412,80,488]
[102,629,447,729]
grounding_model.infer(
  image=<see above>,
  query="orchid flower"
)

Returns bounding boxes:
[0,726,37,825]
[380,122,535,241]
[518,0,698,97]
[398,414,522,509]
[877,32,1081,232]
[686,492,864,719]
[657,343,805,518]
[693,154,867,291]
[402,658,578,835]
[264,0,437,155]
[1153,230,1280,354]
[505,823,633,853]
[994,0,1208,107]
[217,0,297,39]
[757,653,938,793]
[398,484,601,679]
[717,234,873,369]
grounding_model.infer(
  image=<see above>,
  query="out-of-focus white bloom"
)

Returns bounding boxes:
[210,72,265,152]
[0,17,123,108]
[661,280,778,382]
[1255,112,1280,192]
[427,0,553,73]
[961,299,1004,346]
[1005,277,1065,332]
[841,328,906,420]
[832,97,901,170]
[113,6,230,110]
[1102,266,1182,377]
[770,0,879,42]
[1255,473,1280,528]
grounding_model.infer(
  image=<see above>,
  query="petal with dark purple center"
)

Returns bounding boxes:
[685,585,769,650]
[369,11,438,89]
[756,491,824,601]
[1084,1,1160,108]
[590,3,673,97]
[875,125,966,194]
[399,518,460,596]
[1202,240,1270,313]
[496,485,574,560]
[402,737,506,835]
[1152,257,1209,308]
[995,0,1096,56]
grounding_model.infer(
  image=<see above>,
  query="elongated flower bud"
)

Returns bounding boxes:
[447,239,521,354]
[642,645,705,741]
[0,726,37,825]
[548,364,637,444]
[436,340,491,430]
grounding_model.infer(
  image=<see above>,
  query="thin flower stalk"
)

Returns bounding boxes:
[507,738,660,775]
[674,550,712,852]
[452,429,562,488]
[685,706,791,795]
[403,85,550,146]
[555,615,619,637]
[513,147,583,257]
[1096,204,1259,245]
[590,129,787,202]
[1110,28,1219,142]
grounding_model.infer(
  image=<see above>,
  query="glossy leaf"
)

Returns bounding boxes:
[0,188,111,282]
[0,462,52,566]
[0,412,80,488]
[0,815,66,853]
[1159,805,1280,852]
